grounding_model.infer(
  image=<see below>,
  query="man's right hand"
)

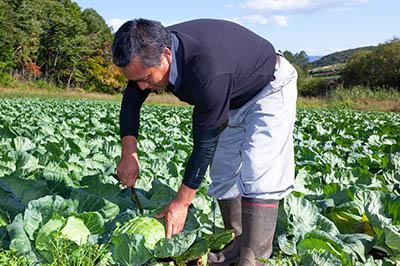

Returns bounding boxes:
[117,136,139,188]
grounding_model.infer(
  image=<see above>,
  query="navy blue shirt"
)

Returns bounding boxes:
[120,19,276,189]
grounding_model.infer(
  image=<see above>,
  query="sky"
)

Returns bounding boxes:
[74,0,399,56]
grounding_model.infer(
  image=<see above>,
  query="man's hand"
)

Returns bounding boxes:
[117,136,139,187]
[117,153,139,187]
[155,184,197,238]
[154,198,189,238]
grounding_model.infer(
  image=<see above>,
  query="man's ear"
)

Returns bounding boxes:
[163,48,172,64]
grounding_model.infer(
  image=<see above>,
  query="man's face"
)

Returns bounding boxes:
[121,48,172,91]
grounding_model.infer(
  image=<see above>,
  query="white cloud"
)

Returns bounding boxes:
[232,0,368,27]
[240,0,313,12]
[270,15,288,27]
[229,14,288,27]
[107,18,127,32]
[239,0,368,12]
[243,14,269,25]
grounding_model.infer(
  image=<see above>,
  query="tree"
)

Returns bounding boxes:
[283,50,310,71]
[37,0,88,86]
[0,0,17,71]
[0,0,125,92]
[342,39,400,90]
[12,0,47,76]
[81,8,113,49]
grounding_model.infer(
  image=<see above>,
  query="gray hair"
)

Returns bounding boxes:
[112,19,172,68]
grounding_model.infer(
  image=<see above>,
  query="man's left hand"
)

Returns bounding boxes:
[155,198,189,238]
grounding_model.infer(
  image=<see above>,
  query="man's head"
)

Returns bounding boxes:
[112,19,172,90]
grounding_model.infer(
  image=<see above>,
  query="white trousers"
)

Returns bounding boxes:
[208,56,298,200]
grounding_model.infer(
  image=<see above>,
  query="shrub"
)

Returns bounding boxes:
[298,77,339,97]
[0,73,14,87]
[342,39,400,90]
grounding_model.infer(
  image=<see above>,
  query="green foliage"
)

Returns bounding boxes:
[111,233,152,266]
[1,98,400,264]
[44,235,111,266]
[342,39,400,90]
[154,231,197,258]
[312,46,376,68]
[0,1,16,71]
[0,247,31,265]
[328,85,400,101]
[0,73,15,87]
[299,77,339,97]
[283,50,311,70]
[0,0,124,92]
[206,229,235,251]
[81,8,113,50]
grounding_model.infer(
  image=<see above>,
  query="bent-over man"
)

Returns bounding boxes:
[112,18,298,265]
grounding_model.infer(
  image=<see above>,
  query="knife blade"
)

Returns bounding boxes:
[130,187,144,214]
[112,173,143,214]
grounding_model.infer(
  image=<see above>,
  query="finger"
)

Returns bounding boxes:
[154,211,164,219]
[117,170,126,183]
[125,172,136,187]
[119,175,126,186]
[178,223,184,233]
[166,220,173,239]
[132,172,138,187]
[126,175,133,187]
[174,224,182,236]
[174,225,179,235]
[116,167,124,179]
[127,172,138,188]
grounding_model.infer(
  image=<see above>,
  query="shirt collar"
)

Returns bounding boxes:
[168,33,183,91]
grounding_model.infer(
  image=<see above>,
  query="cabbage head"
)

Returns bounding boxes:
[113,216,165,249]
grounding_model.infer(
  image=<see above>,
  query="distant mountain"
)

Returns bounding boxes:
[307,55,323,62]
[312,46,376,68]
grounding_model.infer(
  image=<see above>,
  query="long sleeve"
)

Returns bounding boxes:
[119,81,151,138]
[182,124,226,189]
[182,74,232,189]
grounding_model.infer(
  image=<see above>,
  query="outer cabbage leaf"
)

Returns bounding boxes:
[7,214,36,260]
[154,231,197,258]
[23,195,78,240]
[111,233,152,266]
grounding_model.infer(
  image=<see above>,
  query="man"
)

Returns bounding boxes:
[113,18,297,265]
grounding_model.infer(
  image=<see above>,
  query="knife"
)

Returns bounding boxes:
[130,187,144,214]
[112,173,144,214]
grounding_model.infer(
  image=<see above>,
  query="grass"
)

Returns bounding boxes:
[0,81,399,112]
[326,86,400,112]
[0,86,121,102]
[0,86,187,106]
[0,248,31,266]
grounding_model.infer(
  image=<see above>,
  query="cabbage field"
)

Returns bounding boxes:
[0,98,399,265]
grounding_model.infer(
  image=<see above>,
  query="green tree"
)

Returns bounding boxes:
[80,8,124,93]
[0,0,124,92]
[12,0,47,76]
[0,0,17,71]
[81,8,113,49]
[283,50,310,70]
[37,0,88,86]
[342,39,400,90]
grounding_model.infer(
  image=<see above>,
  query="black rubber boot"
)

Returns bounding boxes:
[238,197,279,266]
[208,195,242,266]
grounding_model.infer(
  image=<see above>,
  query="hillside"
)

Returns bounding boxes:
[312,46,376,67]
